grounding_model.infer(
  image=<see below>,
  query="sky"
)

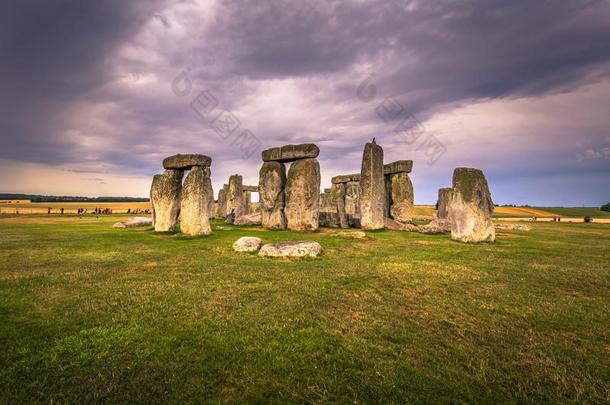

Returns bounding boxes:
[1,0,609,206]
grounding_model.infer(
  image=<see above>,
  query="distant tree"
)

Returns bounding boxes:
[601,202,610,212]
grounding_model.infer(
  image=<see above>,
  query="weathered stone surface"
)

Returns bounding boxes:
[384,175,391,218]
[384,217,418,231]
[180,166,212,236]
[320,193,333,212]
[225,175,246,222]
[344,181,360,218]
[319,211,340,227]
[331,173,361,184]
[389,172,414,223]
[234,212,262,226]
[437,188,453,220]
[262,143,319,162]
[334,230,366,239]
[204,169,214,218]
[243,191,252,215]
[359,141,385,229]
[162,154,211,170]
[233,236,263,252]
[330,183,348,228]
[448,167,495,243]
[285,158,321,231]
[347,214,361,228]
[150,170,183,232]
[218,185,228,218]
[242,185,258,192]
[258,241,322,258]
[384,160,413,175]
[113,217,152,228]
[259,161,287,230]
[495,223,531,231]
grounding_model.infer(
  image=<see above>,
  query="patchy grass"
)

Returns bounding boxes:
[1,216,609,403]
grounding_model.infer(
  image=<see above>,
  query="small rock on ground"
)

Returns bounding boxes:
[233,237,264,252]
[334,231,366,239]
[113,217,153,228]
[258,241,322,258]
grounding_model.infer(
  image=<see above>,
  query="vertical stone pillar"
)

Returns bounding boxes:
[448,167,495,243]
[437,187,453,219]
[150,169,184,232]
[243,191,252,215]
[344,181,360,227]
[285,158,321,231]
[259,161,287,229]
[219,184,229,217]
[226,175,245,221]
[389,172,414,223]
[180,166,212,236]
[359,140,384,229]
[330,182,348,228]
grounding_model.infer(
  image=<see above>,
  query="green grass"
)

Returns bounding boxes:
[1,215,609,403]
[537,207,610,218]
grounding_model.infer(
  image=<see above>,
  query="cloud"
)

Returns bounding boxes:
[1,0,610,205]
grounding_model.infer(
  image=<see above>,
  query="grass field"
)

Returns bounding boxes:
[1,215,609,403]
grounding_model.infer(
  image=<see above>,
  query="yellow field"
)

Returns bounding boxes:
[494,206,556,217]
[0,201,151,214]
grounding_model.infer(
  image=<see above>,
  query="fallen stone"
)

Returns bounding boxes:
[384,217,418,231]
[285,158,320,231]
[113,217,153,228]
[180,166,213,236]
[259,161,287,230]
[150,169,183,232]
[417,224,447,234]
[262,143,319,162]
[331,173,361,184]
[258,241,322,258]
[495,223,532,231]
[233,236,264,252]
[163,154,211,170]
[234,212,262,226]
[334,230,366,239]
[448,167,495,243]
[359,140,385,229]
[384,160,413,174]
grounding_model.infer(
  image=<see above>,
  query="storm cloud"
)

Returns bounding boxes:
[1,0,609,205]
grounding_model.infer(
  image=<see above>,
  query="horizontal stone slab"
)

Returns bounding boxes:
[262,143,319,162]
[384,160,413,174]
[242,185,258,192]
[331,173,360,184]
[163,154,211,169]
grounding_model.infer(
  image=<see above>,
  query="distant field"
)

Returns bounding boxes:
[0,201,151,214]
[537,207,610,218]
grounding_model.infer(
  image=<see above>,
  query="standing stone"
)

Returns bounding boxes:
[359,140,384,229]
[258,161,287,229]
[150,169,183,232]
[384,175,392,218]
[390,172,414,223]
[437,187,453,220]
[204,170,214,219]
[180,166,212,236]
[344,181,360,227]
[285,158,321,231]
[330,182,348,228]
[219,184,229,217]
[226,175,245,222]
[448,167,495,243]
[243,191,251,215]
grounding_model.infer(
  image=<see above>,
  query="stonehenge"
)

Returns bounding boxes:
[447,168,495,243]
[180,166,212,236]
[436,187,453,220]
[385,161,414,223]
[150,169,184,232]
[258,144,320,231]
[147,143,495,244]
[359,140,385,230]
[150,154,213,234]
